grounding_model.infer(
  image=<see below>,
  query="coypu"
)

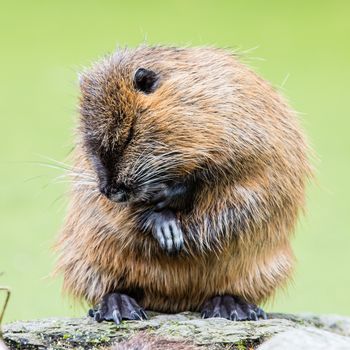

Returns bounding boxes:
[55,46,311,323]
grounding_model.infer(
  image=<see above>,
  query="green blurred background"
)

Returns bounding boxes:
[1,1,349,322]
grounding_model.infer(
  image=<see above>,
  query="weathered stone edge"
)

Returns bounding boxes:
[2,312,350,350]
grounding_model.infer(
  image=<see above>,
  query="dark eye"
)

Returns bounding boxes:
[133,68,159,94]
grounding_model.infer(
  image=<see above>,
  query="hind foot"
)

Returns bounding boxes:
[201,295,267,321]
[88,292,147,324]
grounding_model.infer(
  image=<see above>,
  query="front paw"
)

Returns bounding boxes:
[151,209,184,254]
[147,182,193,212]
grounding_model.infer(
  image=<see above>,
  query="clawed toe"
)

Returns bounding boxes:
[152,210,184,254]
[88,293,147,324]
[201,295,267,321]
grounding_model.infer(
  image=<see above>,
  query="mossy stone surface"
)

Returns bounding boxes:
[2,312,350,349]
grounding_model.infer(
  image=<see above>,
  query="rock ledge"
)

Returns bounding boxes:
[2,312,350,349]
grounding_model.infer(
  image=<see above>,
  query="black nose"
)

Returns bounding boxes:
[99,183,129,203]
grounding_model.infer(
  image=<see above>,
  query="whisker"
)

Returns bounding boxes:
[35,154,75,169]
[55,172,96,181]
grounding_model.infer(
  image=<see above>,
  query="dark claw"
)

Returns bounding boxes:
[94,311,102,323]
[130,310,142,320]
[230,310,238,321]
[90,292,147,324]
[112,309,122,324]
[212,310,221,318]
[140,309,148,320]
[257,307,268,320]
[248,310,258,321]
[88,308,95,317]
[201,295,266,322]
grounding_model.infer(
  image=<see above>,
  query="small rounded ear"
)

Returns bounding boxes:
[133,68,159,94]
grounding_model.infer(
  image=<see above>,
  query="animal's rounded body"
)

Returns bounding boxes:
[55,46,311,321]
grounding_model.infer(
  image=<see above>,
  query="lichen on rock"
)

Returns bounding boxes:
[2,312,350,350]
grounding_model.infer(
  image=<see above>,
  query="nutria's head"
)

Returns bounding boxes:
[78,46,240,204]
[78,46,307,206]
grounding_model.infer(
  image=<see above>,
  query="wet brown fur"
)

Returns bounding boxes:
[55,46,311,312]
